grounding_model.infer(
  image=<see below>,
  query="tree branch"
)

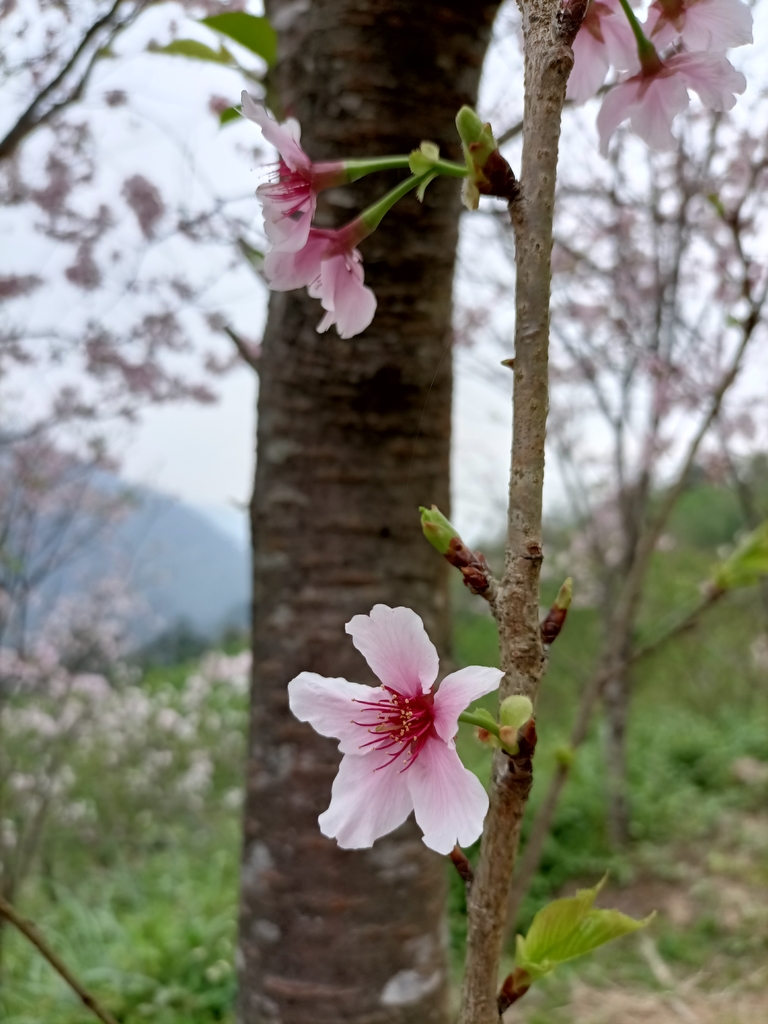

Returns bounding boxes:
[457,1,585,1020]
[0,893,120,1024]
[0,0,147,162]
[224,325,261,373]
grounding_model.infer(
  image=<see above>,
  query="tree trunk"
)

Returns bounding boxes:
[604,664,631,849]
[237,4,499,1023]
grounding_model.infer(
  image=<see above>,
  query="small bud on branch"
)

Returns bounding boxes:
[540,577,572,645]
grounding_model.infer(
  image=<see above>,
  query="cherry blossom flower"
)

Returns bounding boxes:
[288,605,503,854]
[597,50,746,153]
[265,226,377,338]
[567,0,640,104]
[645,0,753,52]
[241,92,347,253]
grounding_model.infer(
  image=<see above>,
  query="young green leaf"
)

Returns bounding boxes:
[150,39,233,64]
[201,13,277,65]
[712,520,768,591]
[219,106,241,126]
[515,876,654,981]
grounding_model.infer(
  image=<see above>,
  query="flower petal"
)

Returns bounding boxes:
[241,92,309,172]
[319,749,413,848]
[264,230,330,291]
[406,737,489,854]
[432,666,504,745]
[288,671,385,754]
[345,605,439,698]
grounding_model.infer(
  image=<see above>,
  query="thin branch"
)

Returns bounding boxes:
[0,0,148,161]
[0,893,120,1024]
[224,325,261,373]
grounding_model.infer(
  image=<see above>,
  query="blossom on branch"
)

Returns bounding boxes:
[265,226,376,338]
[645,0,753,52]
[597,50,746,153]
[288,604,503,854]
[241,92,346,253]
[567,0,640,104]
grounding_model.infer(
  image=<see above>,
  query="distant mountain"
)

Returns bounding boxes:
[41,483,250,647]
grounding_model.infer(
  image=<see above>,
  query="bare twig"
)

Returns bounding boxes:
[457,0,589,1014]
[224,325,261,373]
[0,893,120,1024]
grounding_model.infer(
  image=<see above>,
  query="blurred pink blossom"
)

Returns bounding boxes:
[266,227,377,339]
[598,51,746,153]
[242,92,346,254]
[288,604,503,854]
[567,0,640,104]
[646,0,752,51]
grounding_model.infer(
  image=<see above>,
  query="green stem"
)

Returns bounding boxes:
[616,0,662,69]
[458,711,500,739]
[344,155,467,182]
[359,173,428,233]
[344,156,412,181]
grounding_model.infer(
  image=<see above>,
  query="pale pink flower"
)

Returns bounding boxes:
[241,92,346,253]
[645,0,752,52]
[288,605,503,854]
[567,0,640,104]
[265,226,377,339]
[598,51,746,153]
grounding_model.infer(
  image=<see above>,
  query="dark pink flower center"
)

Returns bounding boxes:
[353,686,435,771]
[262,160,312,216]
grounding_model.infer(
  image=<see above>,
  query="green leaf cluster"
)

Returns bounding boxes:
[515,876,654,982]
[711,519,768,591]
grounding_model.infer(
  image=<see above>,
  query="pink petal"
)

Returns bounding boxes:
[406,737,489,854]
[345,605,439,698]
[597,79,641,155]
[316,253,376,339]
[673,51,746,112]
[288,672,386,755]
[318,749,413,848]
[261,201,314,253]
[600,3,641,71]
[682,0,753,49]
[241,92,310,173]
[567,31,611,105]
[432,666,504,745]
[264,230,330,291]
[629,75,689,150]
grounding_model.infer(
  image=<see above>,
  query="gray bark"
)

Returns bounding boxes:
[237,3,499,1022]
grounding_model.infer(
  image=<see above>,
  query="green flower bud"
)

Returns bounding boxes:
[419,505,460,555]
[499,695,533,730]
[554,577,573,611]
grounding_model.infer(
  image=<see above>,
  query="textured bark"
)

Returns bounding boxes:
[238,3,498,1023]
[456,1,584,1021]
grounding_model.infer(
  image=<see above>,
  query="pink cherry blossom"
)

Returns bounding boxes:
[645,0,753,52]
[567,0,640,104]
[287,604,503,854]
[241,92,346,253]
[597,51,746,154]
[265,226,377,339]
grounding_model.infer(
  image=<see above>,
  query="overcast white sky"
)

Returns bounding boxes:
[6,1,767,548]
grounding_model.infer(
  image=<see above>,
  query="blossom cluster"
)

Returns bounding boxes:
[1,648,250,896]
[242,93,377,339]
[568,0,751,151]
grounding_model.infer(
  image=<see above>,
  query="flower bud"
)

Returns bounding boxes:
[498,724,519,753]
[419,505,460,555]
[499,694,533,730]
[541,577,573,645]
[455,106,511,211]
